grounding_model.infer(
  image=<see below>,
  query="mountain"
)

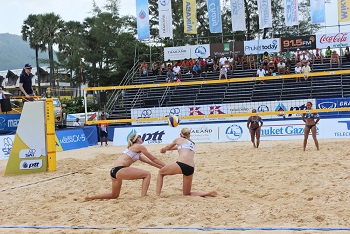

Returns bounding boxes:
[0,33,49,71]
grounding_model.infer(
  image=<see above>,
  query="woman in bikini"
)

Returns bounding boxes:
[302,101,320,151]
[85,133,165,200]
[247,109,263,148]
[156,128,218,197]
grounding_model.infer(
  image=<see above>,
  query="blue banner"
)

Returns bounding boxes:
[0,114,21,132]
[310,0,325,24]
[136,0,150,40]
[56,129,89,151]
[207,0,222,33]
[316,98,350,117]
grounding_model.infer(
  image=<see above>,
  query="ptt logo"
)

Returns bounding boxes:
[194,46,207,57]
[139,10,146,19]
[20,160,43,170]
[318,102,337,109]
[257,105,269,112]
[275,103,287,116]
[225,125,243,141]
[159,0,170,6]
[141,131,165,144]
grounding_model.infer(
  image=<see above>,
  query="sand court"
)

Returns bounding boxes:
[0,139,350,234]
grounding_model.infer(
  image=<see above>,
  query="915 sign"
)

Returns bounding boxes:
[281,35,316,52]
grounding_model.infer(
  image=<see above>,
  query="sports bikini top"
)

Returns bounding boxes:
[123,148,141,161]
[305,112,319,119]
[250,116,262,124]
[177,140,195,152]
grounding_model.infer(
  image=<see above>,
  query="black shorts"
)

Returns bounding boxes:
[100,131,108,138]
[110,166,126,179]
[176,161,194,176]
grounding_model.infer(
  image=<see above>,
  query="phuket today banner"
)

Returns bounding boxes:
[230,0,246,31]
[159,0,173,38]
[338,0,350,22]
[183,0,197,34]
[257,0,272,29]
[284,0,299,26]
[310,0,325,24]
[136,0,150,40]
[207,0,222,33]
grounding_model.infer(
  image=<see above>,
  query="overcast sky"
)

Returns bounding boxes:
[0,0,346,36]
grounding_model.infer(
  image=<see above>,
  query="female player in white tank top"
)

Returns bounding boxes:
[156,128,218,197]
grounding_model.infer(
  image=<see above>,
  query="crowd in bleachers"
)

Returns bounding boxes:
[139,46,350,83]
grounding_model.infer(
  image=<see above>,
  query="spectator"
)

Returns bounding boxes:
[262,51,270,61]
[73,117,81,127]
[248,53,256,70]
[285,58,291,74]
[219,54,227,68]
[19,63,35,102]
[262,58,269,70]
[173,64,182,79]
[188,58,196,70]
[206,56,214,72]
[256,66,266,84]
[219,66,227,80]
[192,63,202,78]
[313,48,323,64]
[241,54,248,70]
[294,48,301,64]
[166,68,176,83]
[344,46,350,62]
[267,60,275,76]
[283,49,293,60]
[295,62,302,82]
[302,61,311,80]
[180,58,190,72]
[325,46,332,58]
[151,61,160,76]
[213,56,220,71]
[99,114,108,147]
[166,59,173,69]
[330,50,340,68]
[277,60,286,75]
[199,58,207,73]
[139,60,148,76]
[233,54,240,70]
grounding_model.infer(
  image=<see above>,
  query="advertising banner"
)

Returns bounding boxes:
[136,0,150,40]
[234,41,245,55]
[159,0,173,38]
[207,0,222,33]
[210,43,233,57]
[285,0,299,26]
[164,46,191,61]
[183,0,197,34]
[244,38,280,54]
[0,114,21,131]
[316,97,350,117]
[56,129,89,151]
[339,0,350,22]
[316,32,350,49]
[310,0,325,24]
[0,135,15,160]
[281,35,316,52]
[230,0,246,31]
[257,0,272,29]
[189,44,211,58]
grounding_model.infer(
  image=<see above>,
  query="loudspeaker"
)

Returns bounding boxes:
[1,99,12,112]
[100,92,107,103]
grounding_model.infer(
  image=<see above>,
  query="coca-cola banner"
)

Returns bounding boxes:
[281,35,316,52]
[316,32,350,49]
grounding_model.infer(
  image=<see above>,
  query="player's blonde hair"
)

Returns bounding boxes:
[127,133,141,147]
[181,128,195,145]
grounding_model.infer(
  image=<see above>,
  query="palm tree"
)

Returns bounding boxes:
[21,14,46,95]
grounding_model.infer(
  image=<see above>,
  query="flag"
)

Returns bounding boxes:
[310,0,325,24]
[338,0,350,22]
[257,0,272,29]
[159,0,173,38]
[136,0,150,40]
[207,0,222,33]
[183,0,197,34]
[230,0,246,31]
[284,0,299,26]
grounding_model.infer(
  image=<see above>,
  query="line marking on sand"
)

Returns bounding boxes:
[0,226,350,231]
[0,172,77,192]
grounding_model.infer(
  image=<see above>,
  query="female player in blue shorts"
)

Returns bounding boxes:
[156,128,218,197]
[302,101,320,151]
[85,133,165,200]
[247,109,263,148]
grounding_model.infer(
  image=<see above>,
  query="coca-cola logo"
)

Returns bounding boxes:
[319,33,348,44]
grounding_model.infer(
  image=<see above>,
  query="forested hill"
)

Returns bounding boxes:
[0,33,49,71]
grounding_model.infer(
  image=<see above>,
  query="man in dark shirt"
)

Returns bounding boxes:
[19,64,35,101]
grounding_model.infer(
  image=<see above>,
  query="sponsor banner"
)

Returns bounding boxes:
[20,159,43,170]
[234,41,245,55]
[244,38,280,54]
[159,0,173,38]
[207,0,222,33]
[281,35,316,52]
[285,0,299,26]
[310,0,325,24]
[230,0,246,31]
[56,129,89,151]
[183,0,197,34]
[131,99,315,125]
[257,0,272,29]
[0,135,15,160]
[210,43,233,57]
[316,32,350,49]
[332,119,350,138]
[316,97,350,117]
[0,114,21,131]
[164,46,191,61]
[136,0,150,40]
[190,44,210,58]
[339,0,350,22]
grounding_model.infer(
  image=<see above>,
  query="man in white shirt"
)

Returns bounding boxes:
[295,62,302,82]
[277,61,286,75]
[73,118,81,127]
[301,62,311,80]
[256,66,266,84]
[173,64,182,79]
[219,54,227,68]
